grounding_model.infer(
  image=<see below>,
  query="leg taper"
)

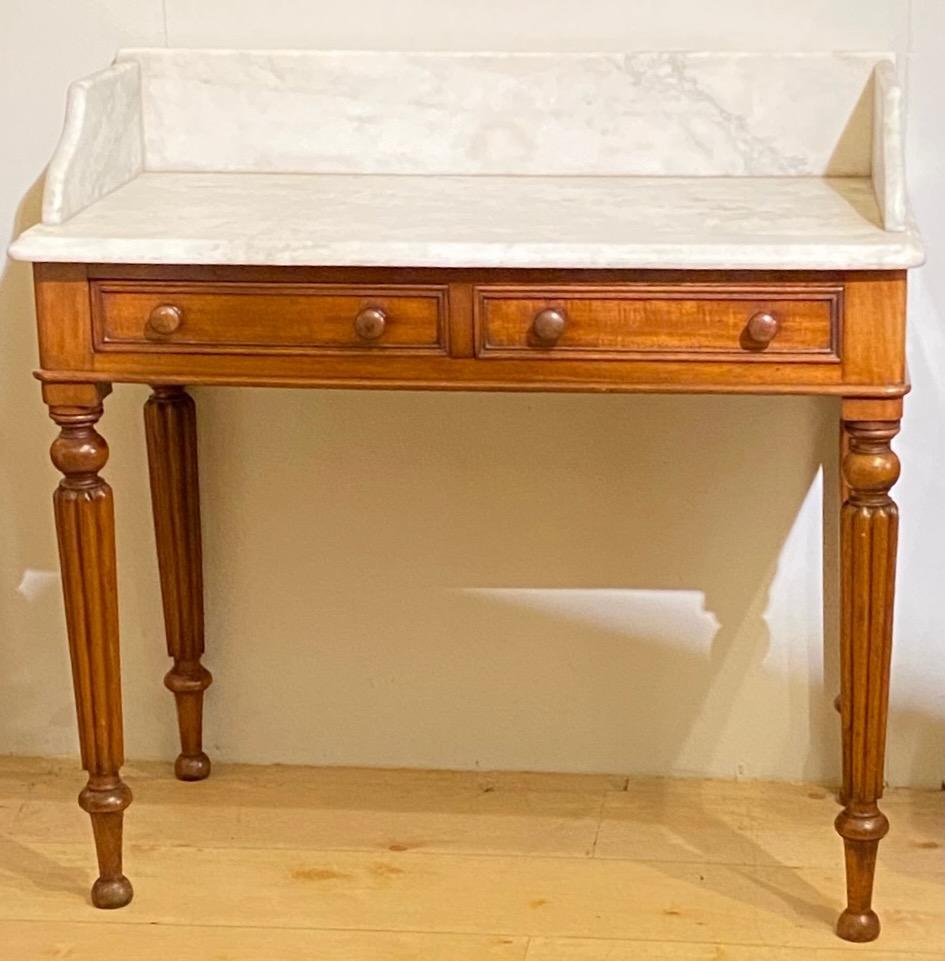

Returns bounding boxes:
[835,417,900,942]
[46,383,133,909]
[145,386,212,781]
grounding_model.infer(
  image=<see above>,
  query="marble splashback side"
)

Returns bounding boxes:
[118,49,882,178]
[873,60,908,231]
[42,61,143,224]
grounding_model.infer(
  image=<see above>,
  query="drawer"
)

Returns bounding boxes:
[475,285,842,361]
[92,282,448,354]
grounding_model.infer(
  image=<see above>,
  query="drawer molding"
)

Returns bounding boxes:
[91,281,449,356]
[475,284,843,363]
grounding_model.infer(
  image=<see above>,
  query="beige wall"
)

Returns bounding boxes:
[1,1,942,786]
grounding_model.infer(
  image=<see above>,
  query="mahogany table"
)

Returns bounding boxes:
[10,48,925,942]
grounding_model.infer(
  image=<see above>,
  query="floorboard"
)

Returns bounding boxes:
[0,757,940,960]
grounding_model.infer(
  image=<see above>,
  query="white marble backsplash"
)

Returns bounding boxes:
[872,60,908,232]
[42,60,143,224]
[16,48,917,264]
[117,49,881,178]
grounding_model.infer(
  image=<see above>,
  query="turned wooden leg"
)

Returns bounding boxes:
[835,416,900,942]
[45,383,133,909]
[144,386,212,781]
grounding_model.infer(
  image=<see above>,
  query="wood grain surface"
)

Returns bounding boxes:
[0,759,940,960]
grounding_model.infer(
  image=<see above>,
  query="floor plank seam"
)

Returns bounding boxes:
[10,835,940,877]
[589,792,607,858]
[6,916,939,955]
[2,761,941,958]
[60,840,933,877]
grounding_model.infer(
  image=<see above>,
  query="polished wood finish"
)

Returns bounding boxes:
[43,381,133,909]
[145,386,212,782]
[476,283,840,360]
[92,281,447,354]
[147,303,183,335]
[835,415,901,942]
[531,307,568,344]
[746,310,780,345]
[353,305,388,341]
[36,265,904,396]
[30,260,910,941]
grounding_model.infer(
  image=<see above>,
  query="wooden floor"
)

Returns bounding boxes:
[0,757,940,960]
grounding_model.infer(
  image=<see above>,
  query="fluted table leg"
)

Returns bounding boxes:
[145,386,212,781]
[835,415,900,942]
[45,382,133,909]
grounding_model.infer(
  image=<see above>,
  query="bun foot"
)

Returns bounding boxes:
[837,909,881,942]
[175,751,211,781]
[91,875,134,909]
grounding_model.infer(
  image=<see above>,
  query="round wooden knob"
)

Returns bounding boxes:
[532,308,567,343]
[746,311,780,345]
[147,303,183,335]
[354,306,387,340]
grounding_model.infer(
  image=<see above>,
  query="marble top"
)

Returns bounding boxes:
[121,49,880,178]
[8,50,923,270]
[9,172,924,270]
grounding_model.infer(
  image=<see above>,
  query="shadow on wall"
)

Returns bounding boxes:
[184,386,904,782]
[0,177,80,750]
[1,179,158,760]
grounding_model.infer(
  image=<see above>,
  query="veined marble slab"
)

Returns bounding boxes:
[9,172,924,270]
[14,49,919,266]
[41,60,142,224]
[119,49,879,179]
[873,60,908,232]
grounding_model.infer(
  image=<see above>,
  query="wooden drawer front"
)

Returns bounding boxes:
[476,285,841,361]
[92,282,448,354]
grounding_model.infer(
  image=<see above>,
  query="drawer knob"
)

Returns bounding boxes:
[354,306,387,340]
[746,311,780,346]
[147,303,183,335]
[532,308,567,344]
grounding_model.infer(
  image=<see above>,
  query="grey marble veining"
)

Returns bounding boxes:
[12,49,920,269]
[42,60,143,224]
[120,49,879,178]
[9,172,924,270]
